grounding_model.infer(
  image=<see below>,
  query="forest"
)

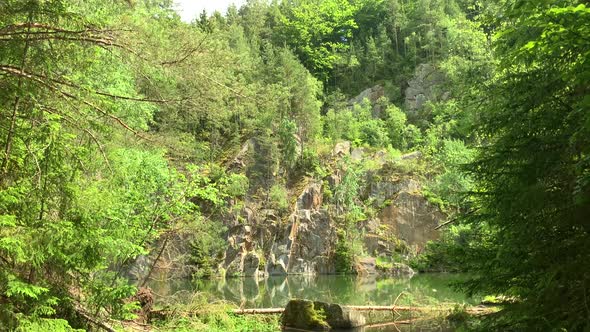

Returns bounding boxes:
[0,0,588,331]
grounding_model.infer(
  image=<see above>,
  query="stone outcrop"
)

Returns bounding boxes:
[217,180,338,277]
[348,85,386,118]
[332,141,351,157]
[356,257,377,276]
[281,299,366,330]
[288,209,337,274]
[281,299,417,330]
[369,178,420,207]
[376,263,415,277]
[129,142,446,280]
[405,64,448,117]
[297,182,323,210]
[348,85,385,106]
[379,191,443,252]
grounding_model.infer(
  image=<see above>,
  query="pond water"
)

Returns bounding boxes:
[148,273,478,309]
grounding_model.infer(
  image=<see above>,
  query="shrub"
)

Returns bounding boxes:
[269,183,289,212]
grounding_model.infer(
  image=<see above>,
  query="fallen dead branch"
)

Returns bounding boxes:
[230,304,496,315]
[232,308,285,314]
[74,303,116,332]
[151,304,495,317]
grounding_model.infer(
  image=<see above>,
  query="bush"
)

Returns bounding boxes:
[409,224,472,272]
[269,183,289,212]
[359,119,389,147]
[334,231,355,273]
[296,148,324,177]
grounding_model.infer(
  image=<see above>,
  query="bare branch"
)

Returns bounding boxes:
[0,65,150,141]
[0,64,179,103]
[160,34,209,66]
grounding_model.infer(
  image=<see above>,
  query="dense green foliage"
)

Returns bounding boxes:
[0,0,587,330]
[456,1,590,330]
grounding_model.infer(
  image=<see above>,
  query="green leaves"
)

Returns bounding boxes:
[276,0,358,81]
[278,119,299,169]
[6,277,49,301]
[456,1,590,329]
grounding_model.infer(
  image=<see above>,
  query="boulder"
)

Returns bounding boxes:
[281,300,366,330]
[333,141,351,157]
[377,263,415,277]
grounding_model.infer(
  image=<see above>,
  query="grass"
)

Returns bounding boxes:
[125,293,280,332]
[146,313,279,332]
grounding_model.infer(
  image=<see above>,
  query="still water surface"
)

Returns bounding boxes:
[149,273,478,309]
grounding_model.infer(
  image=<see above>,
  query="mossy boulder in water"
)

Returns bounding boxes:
[281,299,366,330]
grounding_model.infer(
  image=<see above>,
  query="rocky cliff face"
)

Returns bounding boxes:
[404,63,448,120]
[127,143,446,281]
[220,181,338,277]
[214,144,444,277]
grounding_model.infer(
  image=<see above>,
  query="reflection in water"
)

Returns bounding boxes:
[148,273,478,310]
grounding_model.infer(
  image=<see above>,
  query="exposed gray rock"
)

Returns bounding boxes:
[242,207,254,224]
[297,181,323,211]
[363,234,394,257]
[267,243,290,276]
[267,259,288,275]
[348,85,386,118]
[356,257,377,275]
[259,209,279,223]
[377,263,415,277]
[401,151,422,160]
[374,149,389,164]
[379,191,444,251]
[288,209,337,274]
[326,173,341,190]
[333,141,351,157]
[351,147,365,161]
[405,64,447,116]
[138,138,446,280]
[348,85,385,106]
[369,178,421,207]
[225,254,243,277]
[359,218,380,234]
[228,139,253,170]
